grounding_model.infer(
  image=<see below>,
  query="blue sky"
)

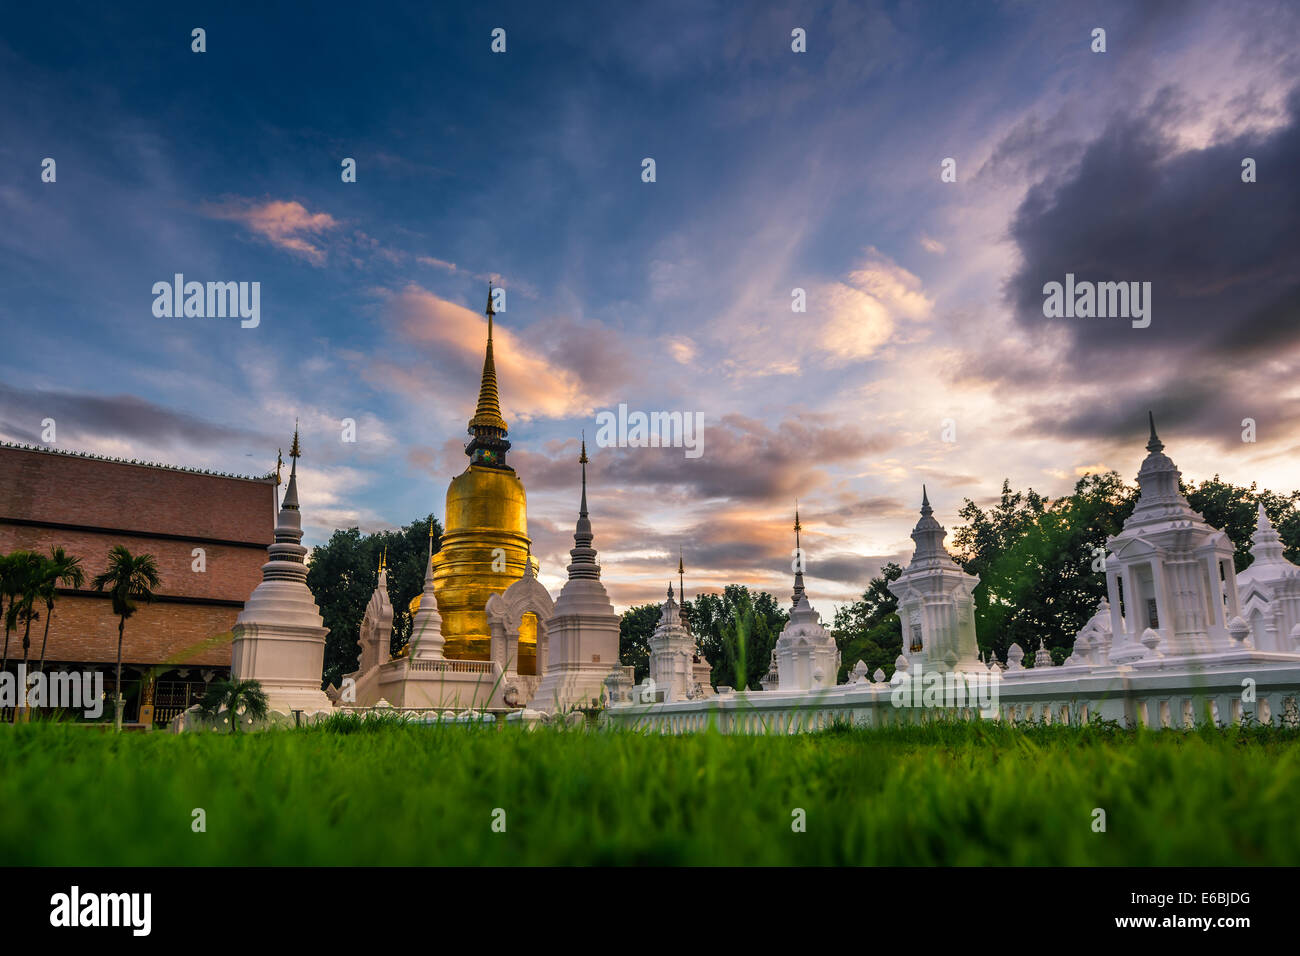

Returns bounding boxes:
[2,0,1298,610]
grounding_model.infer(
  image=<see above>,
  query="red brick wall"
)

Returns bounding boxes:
[0,446,273,544]
[0,446,274,667]
[2,595,240,667]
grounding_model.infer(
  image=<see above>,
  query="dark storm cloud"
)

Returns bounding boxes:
[988,85,1300,451]
[1005,86,1300,363]
[0,383,265,450]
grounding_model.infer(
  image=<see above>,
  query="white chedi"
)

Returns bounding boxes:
[1104,415,1240,660]
[773,593,840,691]
[229,428,332,716]
[889,487,982,673]
[647,583,705,702]
[527,441,621,713]
[1235,504,1300,653]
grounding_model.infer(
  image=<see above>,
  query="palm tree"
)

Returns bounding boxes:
[36,548,85,676]
[2,551,42,673]
[91,545,161,731]
[1,551,24,672]
[197,678,269,733]
[18,553,49,668]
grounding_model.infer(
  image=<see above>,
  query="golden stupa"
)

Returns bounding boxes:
[424,285,538,669]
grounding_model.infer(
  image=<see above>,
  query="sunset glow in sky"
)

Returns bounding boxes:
[2,1,1298,612]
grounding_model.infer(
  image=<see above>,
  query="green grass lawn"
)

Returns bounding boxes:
[1,717,1296,865]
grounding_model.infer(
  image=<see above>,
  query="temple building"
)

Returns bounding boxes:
[0,441,274,726]
[429,285,538,669]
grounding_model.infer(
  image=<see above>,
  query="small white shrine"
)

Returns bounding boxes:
[770,509,839,690]
[888,487,982,672]
[1104,414,1241,661]
[646,583,714,702]
[1236,504,1300,653]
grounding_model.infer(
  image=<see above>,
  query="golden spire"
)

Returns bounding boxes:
[289,421,301,461]
[469,283,507,434]
[275,448,283,486]
[380,546,387,573]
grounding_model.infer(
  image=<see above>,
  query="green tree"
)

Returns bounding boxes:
[952,472,1136,665]
[0,551,38,672]
[831,562,903,680]
[1183,476,1300,571]
[618,603,659,683]
[306,515,442,689]
[198,678,269,733]
[712,590,784,691]
[3,552,46,690]
[683,585,787,687]
[91,545,161,731]
[36,547,84,676]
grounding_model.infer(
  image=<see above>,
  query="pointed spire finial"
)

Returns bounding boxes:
[921,484,931,511]
[467,284,509,453]
[791,502,807,607]
[578,433,589,518]
[1146,410,1164,453]
[280,423,302,512]
[678,547,685,602]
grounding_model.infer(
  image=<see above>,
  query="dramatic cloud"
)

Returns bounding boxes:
[1007,87,1300,362]
[0,383,264,452]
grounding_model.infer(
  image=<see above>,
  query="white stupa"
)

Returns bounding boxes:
[647,583,696,702]
[772,507,839,690]
[1104,414,1239,660]
[888,487,982,672]
[229,425,332,715]
[527,440,621,713]
[1236,503,1300,653]
[408,521,447,661]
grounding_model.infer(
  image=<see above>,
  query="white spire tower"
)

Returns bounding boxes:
[230,424,333,716]
[528,438,621,712]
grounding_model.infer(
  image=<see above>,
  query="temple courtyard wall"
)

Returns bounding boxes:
[602,656,1300,734]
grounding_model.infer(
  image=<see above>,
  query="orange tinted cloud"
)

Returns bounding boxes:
[200,198,340,264]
